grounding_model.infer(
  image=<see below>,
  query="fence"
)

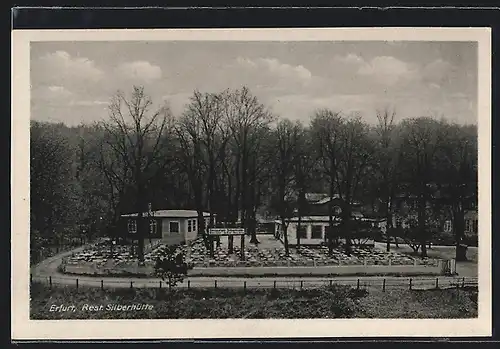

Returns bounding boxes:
[31,274,478,292]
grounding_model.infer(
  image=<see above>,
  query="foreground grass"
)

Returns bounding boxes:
[30,282,477,319]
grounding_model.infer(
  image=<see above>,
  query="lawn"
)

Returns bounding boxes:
[30,282,477,319]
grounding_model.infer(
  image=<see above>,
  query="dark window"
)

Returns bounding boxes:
[311,225,323,239]
[128,220,137,234]
[169,221,180,233]
[187,220,192,232]
[297,225,307,239]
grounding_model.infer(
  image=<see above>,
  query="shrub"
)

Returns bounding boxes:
[153,245,193,289]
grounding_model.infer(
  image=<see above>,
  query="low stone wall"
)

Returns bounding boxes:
[63,263,154,277]
[188,264,444,277]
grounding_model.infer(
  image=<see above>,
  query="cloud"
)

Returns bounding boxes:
[37,51,104,83]
[333,53,364,65]
[357,56,418,85]
[235,57,312,85]
[115,61,162,81]
[32,85,73,101]
[421,59,456,85]
[70,100,109,106]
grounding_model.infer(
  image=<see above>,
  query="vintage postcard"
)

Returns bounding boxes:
[11,27,492,340]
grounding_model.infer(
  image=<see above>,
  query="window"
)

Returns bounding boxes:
[444,220,452,233]
[169,221,180,233]
[465,219,472,233]
[128,219,137,234]
[297,225,308,239]
[311,225,323,239]
[192,219,197,232]
[149,220,157,235]
[187,220,192,233]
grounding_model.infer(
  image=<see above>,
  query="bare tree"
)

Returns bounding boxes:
[270,119,300,256]
[399,117,443,258]
[374,107,400,251]
[224,87,275,243]
[437,122,477,260]
[293,122,316,250]
[310,109,343,254]
[100,86,174,264]
[336,114,373,255]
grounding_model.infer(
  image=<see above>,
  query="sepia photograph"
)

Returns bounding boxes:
[11,27,491,339]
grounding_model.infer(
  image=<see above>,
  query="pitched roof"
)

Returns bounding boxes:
[313,195,341,205]
[121,210,210,218]
[305,193,329,202]
[464,210,478,220]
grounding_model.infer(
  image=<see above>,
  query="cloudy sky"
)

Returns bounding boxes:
[30,41,477,126]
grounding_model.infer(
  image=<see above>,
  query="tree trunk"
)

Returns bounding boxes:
[418,194,427,258]
[454,207,466,261]
[327,180,335,254]
[296,214,302,251]
[282,220,289,256]
[343,204,352,256]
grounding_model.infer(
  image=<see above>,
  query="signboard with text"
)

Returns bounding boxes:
[208,228,245,236]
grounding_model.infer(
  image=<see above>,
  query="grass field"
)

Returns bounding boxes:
[30,282,477,319]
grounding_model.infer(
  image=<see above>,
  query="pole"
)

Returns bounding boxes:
[435,278,439,289]
[409,278,412,290]
[356,279,360,290]
[101,280,104,290]
[49,276,52,289]
[383,279,386,292]
[240,234,245,261]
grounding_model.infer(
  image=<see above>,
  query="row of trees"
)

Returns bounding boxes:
[30,85,477,263]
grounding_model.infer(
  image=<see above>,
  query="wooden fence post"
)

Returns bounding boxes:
[273,280,277,289]
[356,279,360,290]
[215,280,217,289]
[462,277,465,288]
[300,280,303,290]
[187,280,191,289]
[159,280,162,289]
[101,280,104,290]
[383,279,386,292]
[409,278,412,290]
[49,276,52,289]
[244,281,247,291]
[329,280,333,287]
[76,278,79,289]
[130,281,133,289]
[435,278,439,289]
